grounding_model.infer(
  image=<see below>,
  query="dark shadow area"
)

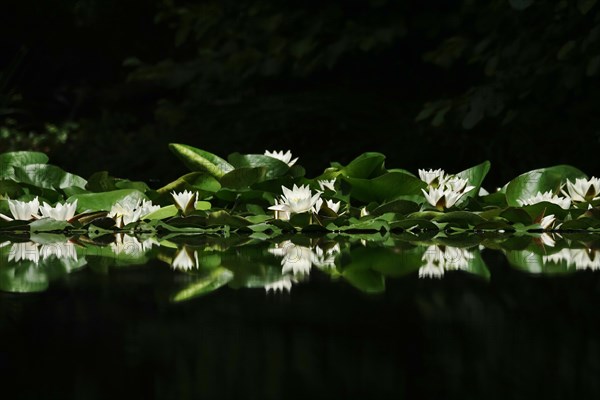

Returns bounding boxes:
[1,1,599,187]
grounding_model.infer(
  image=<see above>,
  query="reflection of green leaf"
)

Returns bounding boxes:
[169,143,234,178]
[504,165,586,207]
[342,267,385,293]
[506,249,572,274]
[0,264,49,293]
[172,268,233,302]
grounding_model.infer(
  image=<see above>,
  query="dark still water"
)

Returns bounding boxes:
[1,233,600,399]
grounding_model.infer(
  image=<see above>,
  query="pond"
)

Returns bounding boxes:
[1,232,600,399]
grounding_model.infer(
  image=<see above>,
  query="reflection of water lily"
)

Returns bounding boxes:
[517,191,571,210]
[40,200,78,221]
[312,244,340,270]
[171,246,199,271]
[269,241,340,276]
[111,234,156,257]
[5,197,40,221]
[8,242,40,264]
[269,241,313,276]
[269,184,321,216]
[40,241,78,261]
[264,150,298,167]
[109,199,160,228]
[265,276,295,293]
[419,245,475,279]
[563,177,600,202]
[171,190,198,216]
[543,248,600,270]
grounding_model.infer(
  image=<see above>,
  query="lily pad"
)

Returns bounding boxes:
[169,143,234,178]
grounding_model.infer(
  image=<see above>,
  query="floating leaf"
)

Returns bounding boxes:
[504,165,586,207]
[169,143,234,178]
[228,153,290,179]
[344,172,426,203]
[13,164,87,191]
[340,152,386,179]
[67,189,146,213]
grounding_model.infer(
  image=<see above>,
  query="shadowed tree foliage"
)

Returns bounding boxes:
[1,0,599,185]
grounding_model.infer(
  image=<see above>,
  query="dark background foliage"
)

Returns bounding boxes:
[1,0,599,187]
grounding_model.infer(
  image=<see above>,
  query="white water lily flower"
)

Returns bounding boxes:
[264,150,298,167]
[171,246,199,271]
[317,179,336,192]
[109,199,160,228]
[8,242,40,264]
[265,276,295,293]
[478,187,490,196]
[418,168,446,187]
[539,233,556,247]
[268,184,320,215]
[422,187,464,209]
[517,190,571,210]
[5,197,40,221]
[171,190,198,215]
[563,177,600,202]
[272,198,291,221]
[539,214,556,230]
[40,200,78,221]
[444,177,475,194]
[314,198,341,214]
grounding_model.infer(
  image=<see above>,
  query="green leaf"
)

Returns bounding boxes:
[156,172,221,195]
[227,153,290,179]
[455,160,491,200]
[143,205,178,220]
[29,218,72,232]
[371,199,420,216]
[169,143,234,178]
[340,152,386,179]
[86,171,118,192]
[0,180,24,198]
[504,165,586,207]
[435,211,486,227]
[220,167,267,189]
[0,151,49,179]
[67,189,146,213]
[13,164,87,190]
[344,172,426,203]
